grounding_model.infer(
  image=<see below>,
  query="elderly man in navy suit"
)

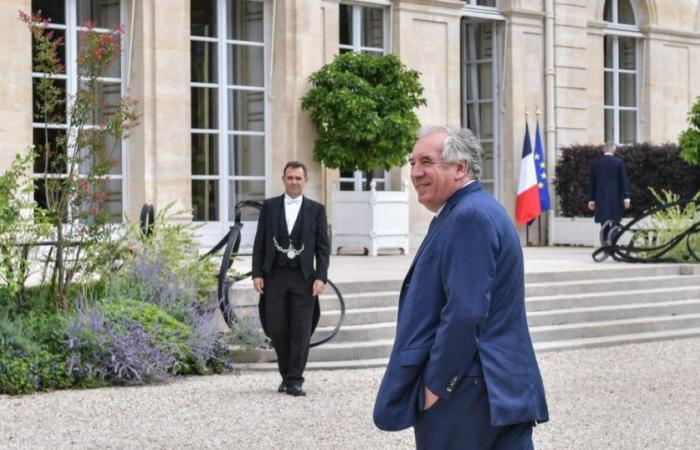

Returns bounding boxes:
[373,126,548,449]
[588,142,631,247]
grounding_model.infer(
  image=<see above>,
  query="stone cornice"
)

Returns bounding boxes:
[500,8,545,20]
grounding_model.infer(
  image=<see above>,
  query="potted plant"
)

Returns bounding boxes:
[301,52,426,255]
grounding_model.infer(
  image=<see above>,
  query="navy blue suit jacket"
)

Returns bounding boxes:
[373,182,548,431]
[588,154,630,224]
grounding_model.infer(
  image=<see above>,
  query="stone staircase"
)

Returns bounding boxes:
[233,264,700,370]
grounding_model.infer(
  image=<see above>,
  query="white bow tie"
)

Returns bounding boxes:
[286,198,301,205]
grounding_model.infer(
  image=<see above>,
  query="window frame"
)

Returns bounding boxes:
[189,0,270,246]
[31,0,129,223]
[338,2,390,192]
[460,17,502,200]
[603,0,642,145]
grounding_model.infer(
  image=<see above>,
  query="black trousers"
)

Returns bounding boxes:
[264,266,315,383]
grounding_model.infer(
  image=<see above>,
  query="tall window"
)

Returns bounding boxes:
[461,19,500,196]
[190,0,266,229]
[31,0,125,222]
[338,3,388,191]
[603,0,640,144]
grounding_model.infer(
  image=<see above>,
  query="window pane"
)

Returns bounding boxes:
[191,41,217,83]
[465,23,493,62]
[192,133,219,175]
[465,103,476,133]
[339,4,352,46]
[192,180,218,221]
[477,63,492,98]
[476,0,497,7]
[33,127,67,174]
[89,178,123,223]
[620,110,636,143]
[191,0,217,37]
[80,80,122,125]
[228,0,264,42]
[77,0,120,27]
[603,0,612,22]
[33,77,67,123]
[229,135,264,176]
[618,0,636,25]
[191,87,218,129]
[339,47,352,55]
[228,90,264,131]
[77,133,122,175]
[339,181,355,191]
[228,180,265,221]
[604,72,613,106]
[604,36,613,69]
[32,30,66,74]
[361,7,384,49]
[479,103,493,140]
[33,0,66,24]
[619,73,636,107]
[481,142,494,180]
[362,49,383,56]
[604,109,614,142]
[78,31,121,78]
[618,37,636,70]
[227,45,264,87]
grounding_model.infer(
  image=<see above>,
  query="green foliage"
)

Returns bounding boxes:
[679,96,700,166]
[555,143,700,217]
[301,52,426,174]
[631,189,700,262]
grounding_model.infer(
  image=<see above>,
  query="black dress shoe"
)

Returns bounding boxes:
[286,383,306,397]
[277,381,287,393]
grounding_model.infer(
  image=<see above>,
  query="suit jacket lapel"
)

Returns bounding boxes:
[300,197,312,244]
[271,195,284,237]
[400,182,483,290]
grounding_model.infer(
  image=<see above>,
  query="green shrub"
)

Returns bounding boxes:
[679,96,700,166]
[0,337,71,395]
[554,143,700,217]
[301,52,426,180]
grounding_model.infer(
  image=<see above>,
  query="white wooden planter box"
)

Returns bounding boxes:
[552,216,641,247]
[331,181,409,256]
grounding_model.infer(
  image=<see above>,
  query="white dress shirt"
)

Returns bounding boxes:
[284,193,303,234]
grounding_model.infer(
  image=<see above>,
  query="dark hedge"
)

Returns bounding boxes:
[554,143,700,217]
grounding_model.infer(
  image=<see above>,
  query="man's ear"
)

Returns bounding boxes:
[455,161,468,180]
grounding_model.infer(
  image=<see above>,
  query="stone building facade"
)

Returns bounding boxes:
[1,0,699,248]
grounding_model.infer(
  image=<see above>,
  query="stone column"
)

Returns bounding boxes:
[0,0,33,171]
[393,0,463,249]
[126,0,192,222]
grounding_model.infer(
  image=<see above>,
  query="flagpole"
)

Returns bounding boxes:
[525,107,530,247]
[536,107,543,246]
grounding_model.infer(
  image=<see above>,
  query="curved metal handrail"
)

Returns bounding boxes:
[201,200,345,347]
[592,198,699,263]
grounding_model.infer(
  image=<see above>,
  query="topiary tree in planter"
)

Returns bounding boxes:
[301,52,426,189]
[679,95,700,167]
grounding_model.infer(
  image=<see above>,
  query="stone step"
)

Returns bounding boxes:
[317,305,397,327]
[534,327,700,352]
[313,322,396,343]
[318,291,399,310]
[530,313,700,342]
[525,275,700,297]
[522,265,683,284]
[234,327,700,371]
[526,286,700,312]
[527,299,700,327]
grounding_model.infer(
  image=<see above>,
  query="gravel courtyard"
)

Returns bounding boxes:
[2,337,700,449]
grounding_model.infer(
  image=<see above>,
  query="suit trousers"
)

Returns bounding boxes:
[414,376,534,450]
[264,266,315,383]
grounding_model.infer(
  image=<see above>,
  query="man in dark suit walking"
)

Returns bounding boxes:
[588,142,631,246]
[373,126,548,449]
[252,161,329,397]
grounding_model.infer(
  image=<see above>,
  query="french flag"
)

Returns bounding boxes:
[515,122,541,225]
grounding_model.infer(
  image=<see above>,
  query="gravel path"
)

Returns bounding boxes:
[2,337,700,449]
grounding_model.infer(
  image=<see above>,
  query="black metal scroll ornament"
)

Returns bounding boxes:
[592,199,700,263]
[200,200,345,348]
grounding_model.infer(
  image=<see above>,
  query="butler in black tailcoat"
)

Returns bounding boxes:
[252,161,329,397]
[588,142,631,246]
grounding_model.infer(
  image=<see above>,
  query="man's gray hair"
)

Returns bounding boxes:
[604,142,617,154]
[419,125,483,180]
